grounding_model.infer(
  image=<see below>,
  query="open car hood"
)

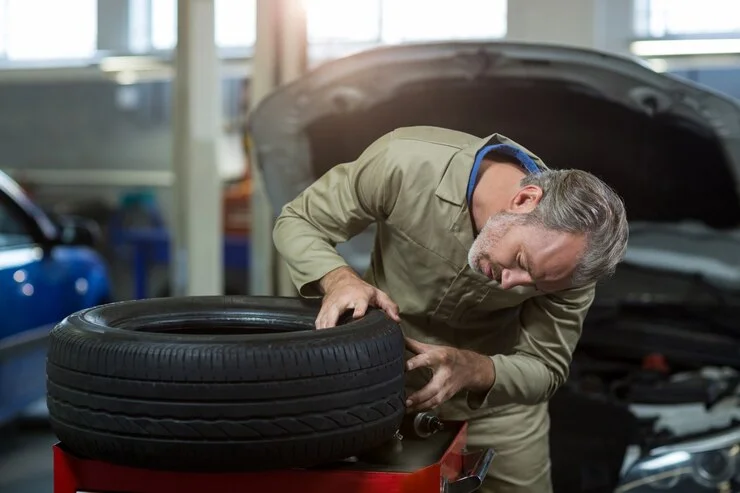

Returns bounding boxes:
[247,41,740,274]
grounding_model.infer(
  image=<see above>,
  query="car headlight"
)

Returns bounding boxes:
[617,426,740,492]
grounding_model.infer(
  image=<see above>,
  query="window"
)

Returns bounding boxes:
[215,0,257,48]
[0,0,5,57]
[306,0,381,43]
[0,0,97,61]
[151,0,257,51]
[380,0,507,43]
[0,199,33,249]
[150,0,511,50]
[151,0,176,50]
[635,0,740,37]
[304,0,507,44]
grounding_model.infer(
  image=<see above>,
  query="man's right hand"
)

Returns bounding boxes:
[316,266,401,329]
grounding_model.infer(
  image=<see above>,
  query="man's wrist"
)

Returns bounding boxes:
[319,266,357,294]
[462,350,496,392]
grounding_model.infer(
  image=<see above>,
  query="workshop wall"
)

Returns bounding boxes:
[0,76,247,217]
[0,81,170,173]
[0,76,245,172]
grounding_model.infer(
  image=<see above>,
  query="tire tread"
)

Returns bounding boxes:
[45,298,406,471]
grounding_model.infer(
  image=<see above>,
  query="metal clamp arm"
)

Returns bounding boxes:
[446,448,495,493]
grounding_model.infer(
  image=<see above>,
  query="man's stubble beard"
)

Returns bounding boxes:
[467,212,526,281]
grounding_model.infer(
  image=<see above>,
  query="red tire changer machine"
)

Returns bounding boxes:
[53,412,495,493]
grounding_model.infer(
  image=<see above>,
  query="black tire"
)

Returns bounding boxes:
[46,295,405,472]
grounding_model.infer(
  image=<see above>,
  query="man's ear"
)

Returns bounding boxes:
[508,185,543,213]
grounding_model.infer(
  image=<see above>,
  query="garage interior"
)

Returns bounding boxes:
[2,1,740,492]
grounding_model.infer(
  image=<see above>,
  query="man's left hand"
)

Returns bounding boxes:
[404,337,496,411]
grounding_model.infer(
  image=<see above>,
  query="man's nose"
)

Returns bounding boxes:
[500,269,533,289]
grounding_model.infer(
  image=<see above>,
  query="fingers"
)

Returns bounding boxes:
[315,287,401,330]
[407,382,438,408]
[406,352,441,373]
[412,393,446,412]
[404,337,429,355]
[406,372,449,411]
[352,298,368,319]
[315,297,369,329]
[375,291,401,322]
[315,303,341,330]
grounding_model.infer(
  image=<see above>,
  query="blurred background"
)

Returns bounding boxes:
[2,0,738,302]
[2,1,740,492]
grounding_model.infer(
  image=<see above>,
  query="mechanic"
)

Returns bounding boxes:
[272,126,629,493]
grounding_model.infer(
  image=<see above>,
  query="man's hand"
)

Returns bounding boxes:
[316,266,401,329]
[405,337,495,411]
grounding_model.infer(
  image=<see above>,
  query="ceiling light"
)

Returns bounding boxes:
[631,38,740,57]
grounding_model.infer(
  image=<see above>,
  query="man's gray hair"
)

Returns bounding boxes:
[520,169,628,287]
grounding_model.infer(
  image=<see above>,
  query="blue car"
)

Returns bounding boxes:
[0,170,111,427]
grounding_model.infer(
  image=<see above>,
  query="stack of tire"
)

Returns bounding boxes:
[45,296,406,471]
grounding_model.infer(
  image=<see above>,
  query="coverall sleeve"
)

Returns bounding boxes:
[468,283,596,408]
[272,131,402,298]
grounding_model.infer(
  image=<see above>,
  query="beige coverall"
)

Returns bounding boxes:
[272,126,596,493]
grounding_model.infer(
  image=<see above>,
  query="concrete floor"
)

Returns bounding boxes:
[0,417,56,493]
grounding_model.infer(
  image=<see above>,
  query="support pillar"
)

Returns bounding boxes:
[275,0,307,298]
[247,0,280,297]
[248,0,306,297]
[171,0,223,297]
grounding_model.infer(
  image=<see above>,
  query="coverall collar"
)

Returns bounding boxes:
[435,133,549,249]
[435,135,489,206]
[435,133,548,207]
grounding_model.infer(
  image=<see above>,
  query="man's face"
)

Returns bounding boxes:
[467,212,586,293]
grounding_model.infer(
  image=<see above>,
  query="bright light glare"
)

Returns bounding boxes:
[151,0,506,49]
[647,58,668,72]
[151,0,177,50]
[380,0,507,43]
[151,0,256,50]
[5,0,97,60]
[215,0,256,47]
[304,0,506,44]
[0,248,42,270]
[0,1,6,56]
[305,0,381,42]
[641,452,691,470]
[631,38,740,56]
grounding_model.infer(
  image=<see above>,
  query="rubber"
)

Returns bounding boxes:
[46,296,406,472]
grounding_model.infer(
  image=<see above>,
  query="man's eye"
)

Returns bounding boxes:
[517,255,526,271]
